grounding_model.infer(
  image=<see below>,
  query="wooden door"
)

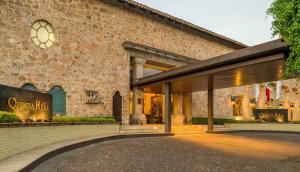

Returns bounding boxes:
[113,91,122,123]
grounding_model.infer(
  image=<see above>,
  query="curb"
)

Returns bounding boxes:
[207,130,300,134]
[20,133,174,172]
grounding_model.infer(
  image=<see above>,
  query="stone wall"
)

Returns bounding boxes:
[0,0,235,124]
[0,124,119,160]
[192,79,300,121]
[224,123,300,132]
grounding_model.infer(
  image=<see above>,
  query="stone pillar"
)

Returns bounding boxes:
[183,93,192,124]
[172,93,184,125]
[165,82,172,133]
[207,77,214,131]
[131,58,146,124]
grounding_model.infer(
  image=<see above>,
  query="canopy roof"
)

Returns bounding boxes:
[132,39,290,93]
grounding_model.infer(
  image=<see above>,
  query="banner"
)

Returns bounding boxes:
[276,81,281,100]
[255,84,260,102]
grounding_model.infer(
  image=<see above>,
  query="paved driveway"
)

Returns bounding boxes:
[33,133,300,172]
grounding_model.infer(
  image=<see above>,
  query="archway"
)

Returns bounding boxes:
[49,86,66,115]
[112,91,122,123]
[21,83,38,91]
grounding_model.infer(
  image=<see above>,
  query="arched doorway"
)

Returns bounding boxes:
[21,83,38,91]
[49,86,66,115]
[113,91,122,123]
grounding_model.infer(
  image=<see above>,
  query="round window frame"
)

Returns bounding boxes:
[30,20,55,49]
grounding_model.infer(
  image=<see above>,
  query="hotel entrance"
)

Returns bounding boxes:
[143,93,165,124]
[143,93,192,125]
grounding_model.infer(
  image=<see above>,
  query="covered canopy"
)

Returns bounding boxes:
[132,39,290,94]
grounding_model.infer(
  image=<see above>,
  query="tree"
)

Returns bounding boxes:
[267,0,300,78]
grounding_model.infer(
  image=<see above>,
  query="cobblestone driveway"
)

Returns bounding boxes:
[33,133,300,172]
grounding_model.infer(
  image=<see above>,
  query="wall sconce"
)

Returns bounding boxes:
[264,102,268,107]
[250,98,256,108]
[290,102,295,121]
[279,103,284,109]
[231,96,237,105]
[250,98,256,103]
[231,96,236,102]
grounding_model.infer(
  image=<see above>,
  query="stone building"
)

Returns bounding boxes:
[1,0,297,124]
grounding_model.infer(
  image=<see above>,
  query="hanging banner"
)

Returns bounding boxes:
[276,81,281,100]
[266,82,271,102]
[255,84,260,102]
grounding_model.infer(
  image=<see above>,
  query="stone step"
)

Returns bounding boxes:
[120,125,227,134]
[171,125,207,134]
[120,125,163,130]
[120,125,164,134]
[119,130,164,134]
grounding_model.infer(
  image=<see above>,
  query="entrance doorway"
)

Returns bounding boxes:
[112,91,122,123]
[149,95,163,123]
[144,93,164,124]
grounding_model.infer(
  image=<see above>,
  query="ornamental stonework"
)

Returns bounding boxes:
[31,20,55,49]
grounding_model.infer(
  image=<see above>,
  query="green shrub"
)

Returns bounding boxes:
[52,116,116,124]
[192,117,268,125]
[230,120,264,123]
[192,117,236,125]
[0,111,20,123]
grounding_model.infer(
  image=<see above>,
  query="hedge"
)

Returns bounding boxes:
[192,117,236,125]
[0,111,20,123]
[52,116,116,124]
[192,117,300,124]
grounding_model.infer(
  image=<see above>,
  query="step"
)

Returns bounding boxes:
[120,125,164,134]
[120,130,164,134]
[120,125,162,130]
[120,125,226,134]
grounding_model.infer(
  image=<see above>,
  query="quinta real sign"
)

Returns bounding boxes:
[0,84,52,122]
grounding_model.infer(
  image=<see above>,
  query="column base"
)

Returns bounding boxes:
[171,114,185,125]
[130,114,146,125]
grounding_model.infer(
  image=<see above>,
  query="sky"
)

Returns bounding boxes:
[135,0,277,46]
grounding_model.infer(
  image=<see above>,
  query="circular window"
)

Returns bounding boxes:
[30,20,55,49]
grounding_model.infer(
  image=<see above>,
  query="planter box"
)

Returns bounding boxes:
[0,123,119,160]
[224,123,300,132]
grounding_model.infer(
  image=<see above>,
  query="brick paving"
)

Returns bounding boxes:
[33,133,300,172]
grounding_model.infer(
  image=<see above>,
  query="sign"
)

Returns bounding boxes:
[253,109,288,122]
[85,90,102,104]
[0,84,52,122]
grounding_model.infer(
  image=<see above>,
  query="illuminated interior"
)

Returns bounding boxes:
[143,93,165,124]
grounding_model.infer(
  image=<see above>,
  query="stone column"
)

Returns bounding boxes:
[131,58,146,124]
[165,82,172,133]
[207,77,214,131]
[172,93,184,125]
[183,93,192,124]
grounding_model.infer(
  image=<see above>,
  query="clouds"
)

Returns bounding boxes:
[135,0,278,46]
